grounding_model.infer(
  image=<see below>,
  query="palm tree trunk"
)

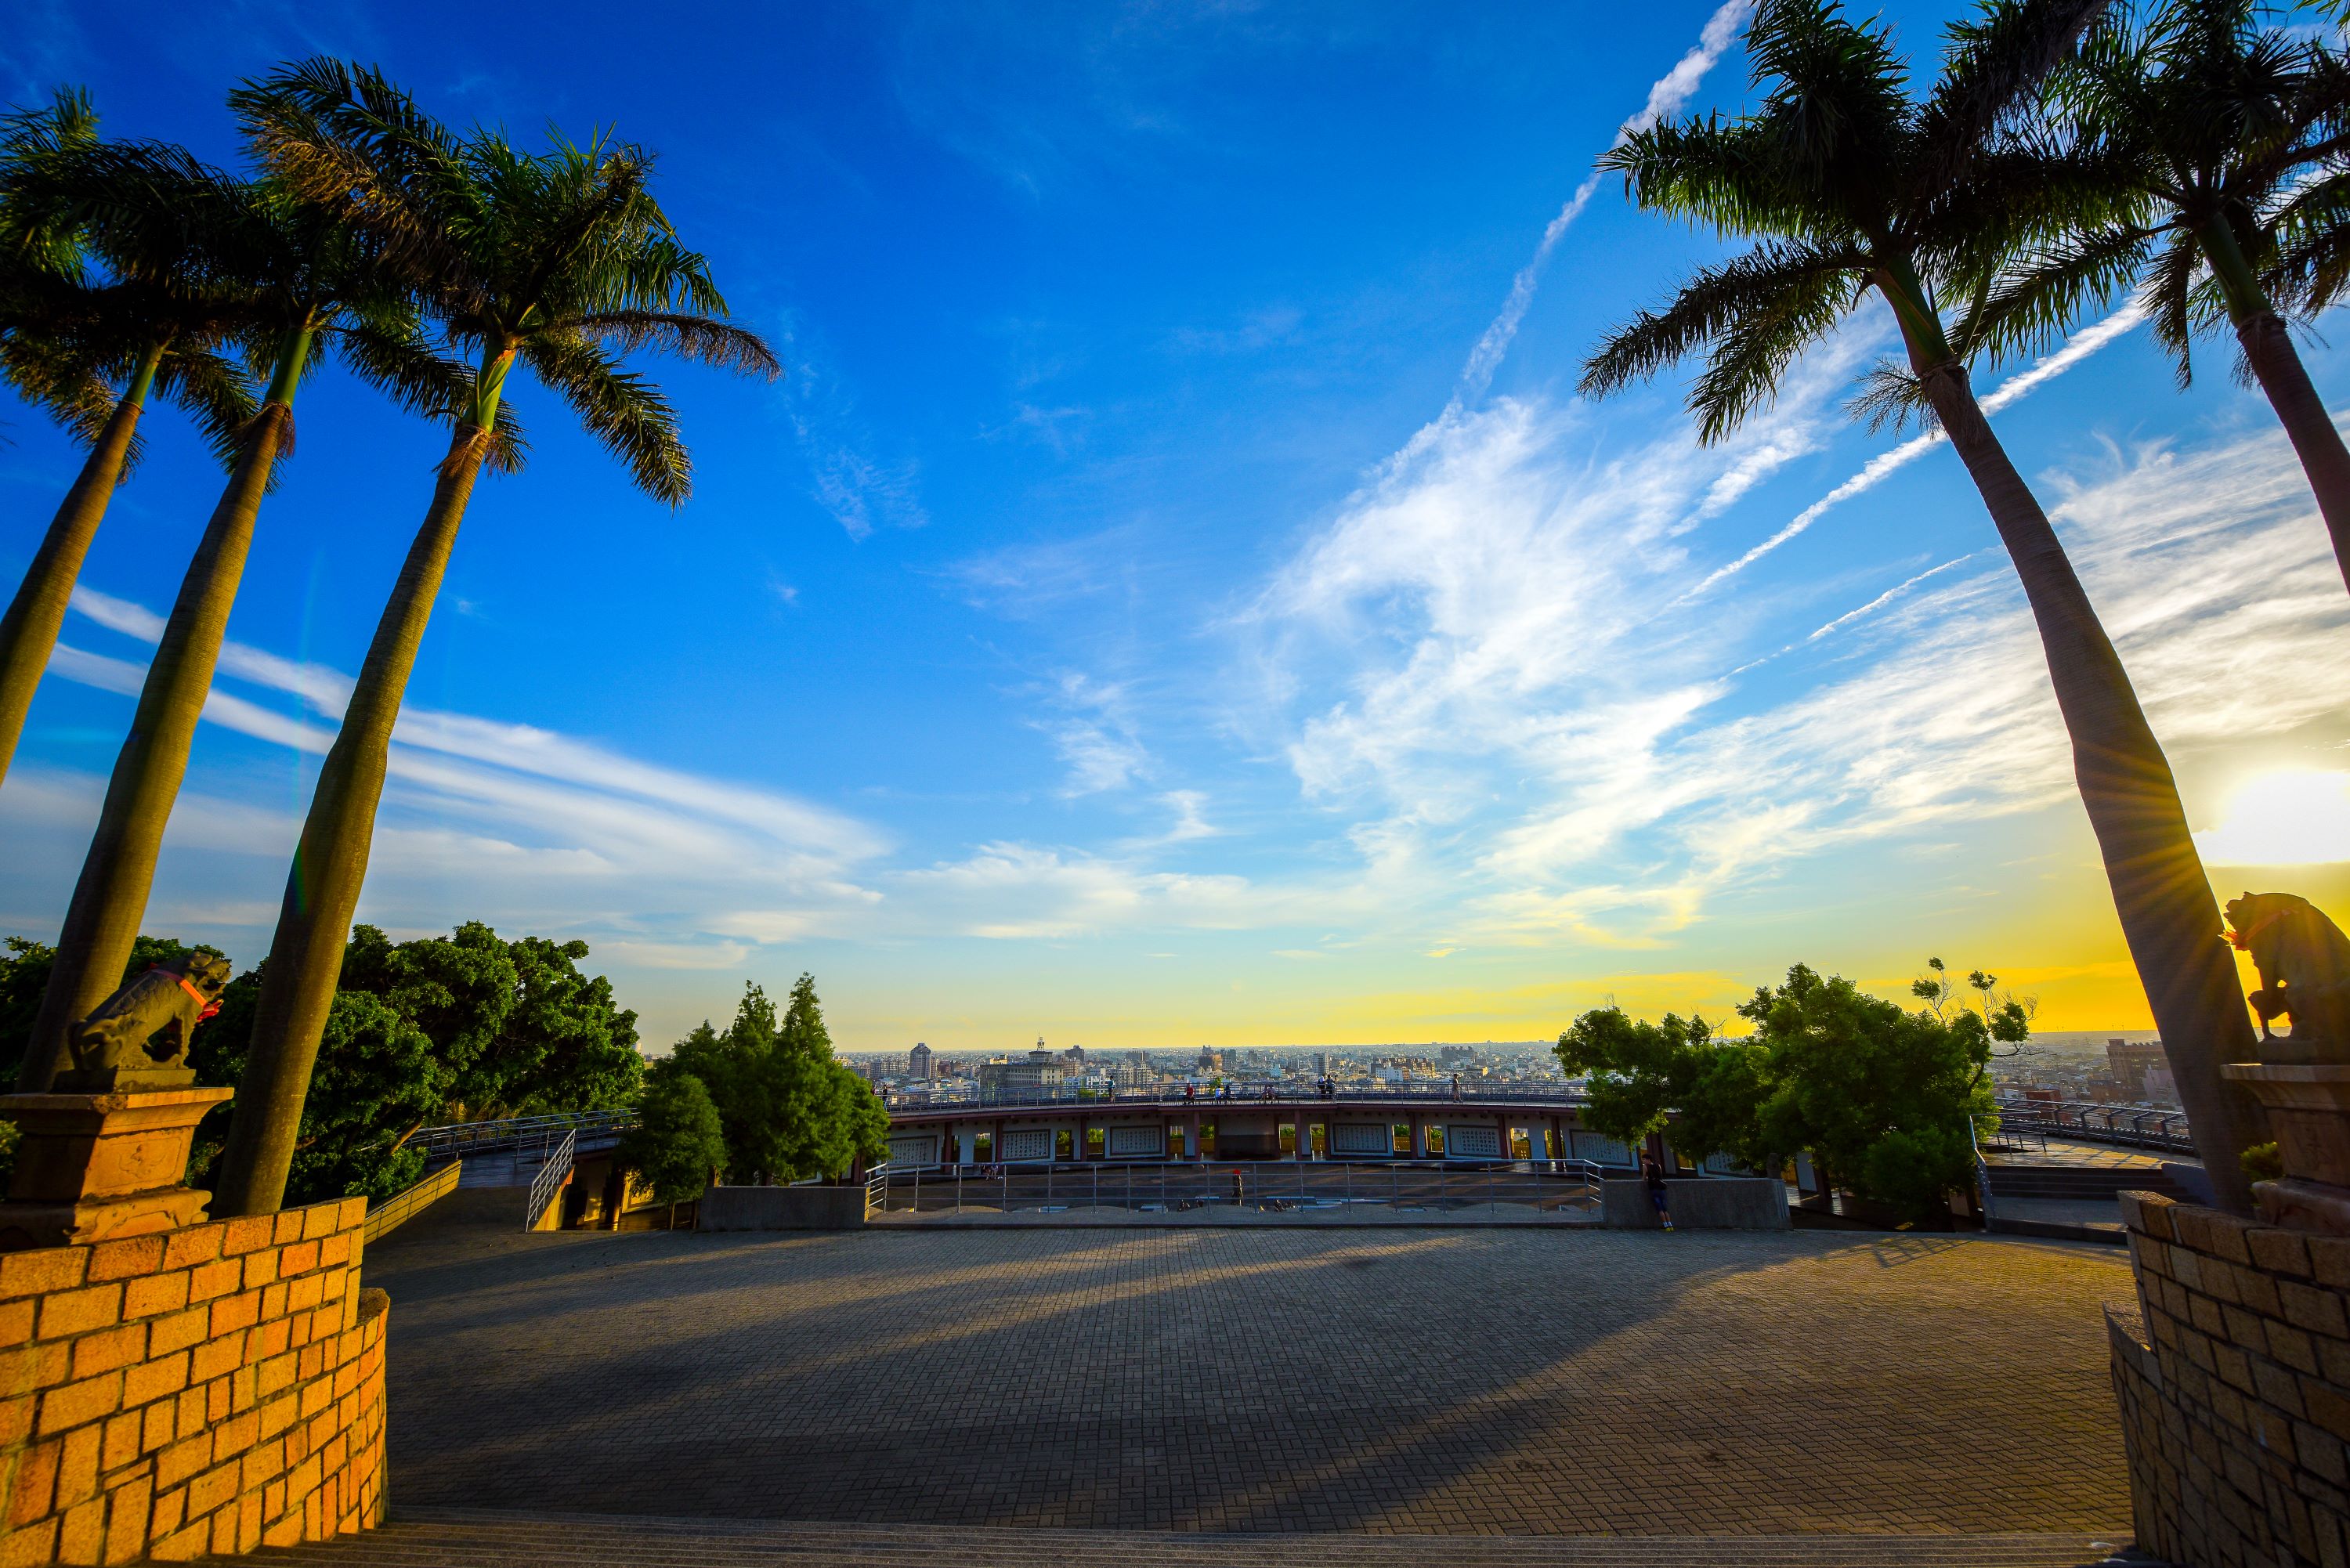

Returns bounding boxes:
[2236,311,2350,598]
[16,386,299,1093]
[212,428,490,1216]
[0,342,164,791]
[1921,365,2265,1214]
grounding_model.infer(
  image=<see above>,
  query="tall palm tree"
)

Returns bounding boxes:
[1967,0,2350,596]
[14,145,508,1093]
[1580,0,2268,1212]
[0,91,255,789]
[212,63,777,1215]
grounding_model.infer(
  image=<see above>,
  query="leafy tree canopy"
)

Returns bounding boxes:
[1556,961,2012,1220]
[2,923,640,1207]
[665,974,887,1184]
[618,1068,725,1209]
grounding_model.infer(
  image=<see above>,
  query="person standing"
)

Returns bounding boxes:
[1641,1150,1674,1232]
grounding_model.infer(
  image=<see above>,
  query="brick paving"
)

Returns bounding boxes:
[362,1223,2134,1535]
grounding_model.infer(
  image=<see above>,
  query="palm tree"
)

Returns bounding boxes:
[1966,0,2350,596]
[13,144,505,1093]
[212,63,777,1216]
[1580,0,2267,1212]
[0,91,255,789]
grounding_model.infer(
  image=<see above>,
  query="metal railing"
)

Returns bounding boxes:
[866,1158,1612,1219]
[881,1081,1586,1111]
[409,1109,634,1161]
[1991,1096,2196,1155]
[362,1158,461,1244]
[524,1129,577,1232]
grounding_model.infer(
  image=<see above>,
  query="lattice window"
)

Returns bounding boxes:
[887,1134,939,1168]
[1000,1129,1054,1163]
[1446,1124,1502,1159]
[1105,1125,1163,1157]
[1330,1122,1390,1155]
[1572,1129,1632,1166]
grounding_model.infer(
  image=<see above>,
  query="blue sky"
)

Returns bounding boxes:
[4,0,2347,1053]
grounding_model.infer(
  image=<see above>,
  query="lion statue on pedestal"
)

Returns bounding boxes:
[2228,893,2350,1067]
[56,952,233,1090]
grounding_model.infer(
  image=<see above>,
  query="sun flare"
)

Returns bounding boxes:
[2196,769,2350,866]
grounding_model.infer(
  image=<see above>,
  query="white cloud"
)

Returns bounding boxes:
[1252,359,2350,952]
[24,593,897,961]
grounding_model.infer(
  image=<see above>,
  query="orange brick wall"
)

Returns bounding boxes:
[0,1196,385,1566]
[2113,1190,2350,1566]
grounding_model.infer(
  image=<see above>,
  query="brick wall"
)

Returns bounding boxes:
[0,1196,385,1565]
[2112,1189,2350,1566]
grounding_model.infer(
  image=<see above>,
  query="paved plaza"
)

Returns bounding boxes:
[363,1219,2135,1537]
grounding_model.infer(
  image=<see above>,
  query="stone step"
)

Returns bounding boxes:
[236,1508,2160,1568]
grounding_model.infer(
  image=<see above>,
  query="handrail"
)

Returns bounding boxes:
[362,1158,462,1244]
[409,1109,634,1159]
[868,1157,1611,1219]
[524,1129,577,1232]
[1992,1094,2196,1155]
[881,1082,1587,1111]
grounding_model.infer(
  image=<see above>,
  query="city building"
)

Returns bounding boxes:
[2106,1038,2178,1106]
[909,1042,932,1081]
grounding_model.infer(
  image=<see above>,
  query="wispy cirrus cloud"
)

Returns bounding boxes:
[21,588,891,967]
[1253,399,2350,954]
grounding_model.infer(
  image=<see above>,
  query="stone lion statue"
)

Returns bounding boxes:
[2227,892,2350,1067]
[59,952,232,1089]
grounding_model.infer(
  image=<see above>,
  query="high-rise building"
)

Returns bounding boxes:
[909,1042,932,1080]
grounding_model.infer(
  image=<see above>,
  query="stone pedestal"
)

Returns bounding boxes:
[0,1084,233,1251]
[2227,1063,2350,1236]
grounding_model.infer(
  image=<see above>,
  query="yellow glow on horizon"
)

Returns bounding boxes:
[2197,769,2350,866]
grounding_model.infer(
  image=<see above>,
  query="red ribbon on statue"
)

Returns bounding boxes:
[170,972,219,1022]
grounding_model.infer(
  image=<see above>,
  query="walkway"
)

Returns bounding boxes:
[360,1218,2134,1537]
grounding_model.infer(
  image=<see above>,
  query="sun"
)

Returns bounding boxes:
[2196,769,2350,866]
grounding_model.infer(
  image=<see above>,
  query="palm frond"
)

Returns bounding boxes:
[1846,357,1935,433]
[152,345,260,470]
[1582,240,1861,443]
[2145,226,2202,388]
[564,309,779,378]
[518,331,689,503]
[1962,222,2155,363]
[333,320,526,473]
[1914,0,2113,193]
[231,60,473,298]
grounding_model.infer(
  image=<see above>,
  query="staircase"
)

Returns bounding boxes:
[235,1508,2157,1568]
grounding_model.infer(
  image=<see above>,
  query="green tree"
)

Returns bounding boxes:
[187,970,440,1206]
[331,923,642,1119]
[216,63,777,1215]
[1579,0,2265,1212]
[663,977,885,1185]
[1743,964,2001,1222]
[1969,0,2350,594]
[16,141,504,1093]
[617,1067,725,1216]
[1554,1008,1770,1169]
[0,90,257,790]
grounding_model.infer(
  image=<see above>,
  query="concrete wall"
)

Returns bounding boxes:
[2112,1190,2350,1567]
[1601,1176,1789,1230]
[0,1195,386,1563]
[696,1185,867,1232]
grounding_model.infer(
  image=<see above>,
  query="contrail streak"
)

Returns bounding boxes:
[1685,299,2149,600]
[1448,0,1755,412]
